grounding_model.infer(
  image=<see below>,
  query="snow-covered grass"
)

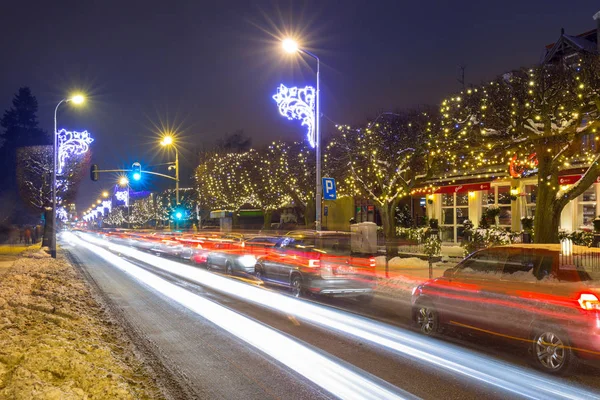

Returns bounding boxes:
[0,251,162,399]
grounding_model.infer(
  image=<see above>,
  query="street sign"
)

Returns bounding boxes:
[322,177,337,200]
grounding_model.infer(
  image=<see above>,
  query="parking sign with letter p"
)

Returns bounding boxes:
[322,177,337,200]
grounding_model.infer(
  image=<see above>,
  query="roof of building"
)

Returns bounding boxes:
[542,28,598,64]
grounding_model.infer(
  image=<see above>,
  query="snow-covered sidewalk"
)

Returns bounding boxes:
[0,249,162,399]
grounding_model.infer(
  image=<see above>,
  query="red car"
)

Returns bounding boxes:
[411,244,600,375]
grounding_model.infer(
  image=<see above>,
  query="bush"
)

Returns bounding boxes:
[461,226,518,256]
[558,230,593,247]
[397,226,429,243]
[423,235,442,258]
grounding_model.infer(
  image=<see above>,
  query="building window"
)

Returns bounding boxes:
[576,185,598,230]
[440,192,469,242]
[482,186,511,227]
[524,184,537,218]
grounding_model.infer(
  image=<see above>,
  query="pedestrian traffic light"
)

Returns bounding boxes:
[90,164,99,181]
[132,162,142,181]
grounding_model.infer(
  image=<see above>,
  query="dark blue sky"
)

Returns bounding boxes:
[1,0,599,211]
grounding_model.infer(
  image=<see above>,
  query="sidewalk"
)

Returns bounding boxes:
[0,248,163,399]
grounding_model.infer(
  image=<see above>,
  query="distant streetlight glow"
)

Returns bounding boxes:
[119,176,129,186]
[282,38,299,54]
[159,135,180,205]
[102,191,109,198]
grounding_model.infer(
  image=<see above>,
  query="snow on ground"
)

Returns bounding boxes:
[0,250,162,399]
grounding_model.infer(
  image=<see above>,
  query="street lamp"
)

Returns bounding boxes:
[160,135,180,205]
[102,191,109,198]
[51,94,85,258]
[117,177,132,229]
[281,38,322,231]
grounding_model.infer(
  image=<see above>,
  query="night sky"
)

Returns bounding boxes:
[1,1,599,212]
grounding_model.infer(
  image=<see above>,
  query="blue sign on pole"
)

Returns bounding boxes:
[322,177,337,200]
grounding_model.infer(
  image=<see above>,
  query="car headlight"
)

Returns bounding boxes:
[238,255,256,268]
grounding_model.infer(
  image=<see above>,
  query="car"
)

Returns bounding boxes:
[411,244,600,375]
[205,234,254,275]
[174,232,225,265]
[255,231,377,299]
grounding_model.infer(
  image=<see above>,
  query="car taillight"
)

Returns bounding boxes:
[308,259,320,268]
[578,293,600,311]
[369,257,376,268]
[196,244,203,249]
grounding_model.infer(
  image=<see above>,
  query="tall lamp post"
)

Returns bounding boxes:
[118,176,132,229]
[51,94,84,258]
[282,39,322,231]
[160,135,180,205]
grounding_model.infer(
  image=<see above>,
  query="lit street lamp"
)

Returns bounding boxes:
[51,94,85,258]
[118,177,132,229]
[102,191,109,198]
[281,38,322,231]
[160,135,180,205]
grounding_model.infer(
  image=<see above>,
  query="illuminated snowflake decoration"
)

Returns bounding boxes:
[57,207,68,222]
[272,84,316,148]
[57,129,94,174]
[102,200,112,213]
[96,205,105,216]
[115,190,129,206]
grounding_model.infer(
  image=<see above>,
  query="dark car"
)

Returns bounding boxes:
[255,231,377,299]
[411,244,600,375]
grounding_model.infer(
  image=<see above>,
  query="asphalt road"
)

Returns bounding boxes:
[61,233,600,400]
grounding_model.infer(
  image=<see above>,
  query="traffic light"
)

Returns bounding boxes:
[90,164,99,181]
[132,162,141,181]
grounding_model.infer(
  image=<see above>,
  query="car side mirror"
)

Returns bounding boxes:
[443,268,454,279]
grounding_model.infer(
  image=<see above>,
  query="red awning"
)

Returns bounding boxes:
[558,175,600,185]
[434,182,491,194]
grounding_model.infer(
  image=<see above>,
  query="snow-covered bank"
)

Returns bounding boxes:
[0,251,162,399]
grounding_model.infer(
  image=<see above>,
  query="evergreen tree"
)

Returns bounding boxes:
[0,87,49,189]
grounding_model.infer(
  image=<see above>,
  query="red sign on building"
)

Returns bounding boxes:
[434,182,491,194]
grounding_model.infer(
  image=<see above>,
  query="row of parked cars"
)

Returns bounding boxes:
[100,229,377,301]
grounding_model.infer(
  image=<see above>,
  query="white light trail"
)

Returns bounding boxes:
[74,233,600,400]
[64,232,412,400]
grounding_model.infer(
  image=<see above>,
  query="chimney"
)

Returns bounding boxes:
[594,11,600,52]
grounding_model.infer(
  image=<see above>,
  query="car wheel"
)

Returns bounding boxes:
[225,262,233,276]
[415,302,439,336]
[531,328,576,375]
[291,275,303,298]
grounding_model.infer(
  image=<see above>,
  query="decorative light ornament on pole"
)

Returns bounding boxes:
[273,38,322,230]
[51,93,88,259]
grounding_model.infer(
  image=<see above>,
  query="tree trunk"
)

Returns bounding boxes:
[263,210,273,229]
[42,208,52,248]
[379,201,398,258]
[534,154,560,243]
